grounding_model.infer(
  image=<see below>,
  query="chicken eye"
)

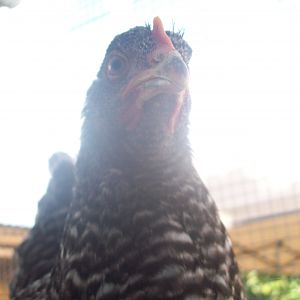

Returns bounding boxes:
[107,55,128,79]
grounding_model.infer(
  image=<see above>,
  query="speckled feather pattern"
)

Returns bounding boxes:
[52,162,246,299]
[10,21,246,300]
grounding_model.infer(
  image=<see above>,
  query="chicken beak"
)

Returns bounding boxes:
[122,49,189,102]
[120,50,189,133]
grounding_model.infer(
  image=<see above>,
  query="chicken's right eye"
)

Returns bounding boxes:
[106,54,128,79]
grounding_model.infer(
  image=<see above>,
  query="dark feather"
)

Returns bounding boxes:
[10,153,75,299]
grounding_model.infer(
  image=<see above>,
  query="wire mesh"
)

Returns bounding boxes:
[206,170,300,276]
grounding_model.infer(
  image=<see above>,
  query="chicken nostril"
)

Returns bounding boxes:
[152,53,165,64]
[168,56,188,78]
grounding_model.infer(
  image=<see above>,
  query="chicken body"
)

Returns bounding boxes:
[49,18,246,300]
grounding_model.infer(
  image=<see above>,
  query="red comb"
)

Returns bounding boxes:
[152,17,175,50]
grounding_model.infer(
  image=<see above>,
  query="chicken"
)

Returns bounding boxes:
[48,17,246,299]
[11,17,246,300]
[10,152,75,299]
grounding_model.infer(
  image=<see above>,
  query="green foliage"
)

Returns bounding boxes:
[243,271,300,300]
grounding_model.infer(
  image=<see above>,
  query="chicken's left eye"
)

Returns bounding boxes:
[107,55,128,79]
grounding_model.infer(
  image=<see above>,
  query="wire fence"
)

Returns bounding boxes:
[206,169,300,276]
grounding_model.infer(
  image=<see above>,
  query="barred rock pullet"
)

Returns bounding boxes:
[53,17,245,299]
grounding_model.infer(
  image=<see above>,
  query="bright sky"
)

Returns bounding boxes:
[0,0,299,226]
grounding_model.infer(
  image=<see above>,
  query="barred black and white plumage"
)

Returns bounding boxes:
[11,17,246,300]
[49,17,246,299]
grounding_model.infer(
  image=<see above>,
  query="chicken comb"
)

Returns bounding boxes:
[152,17,175,50]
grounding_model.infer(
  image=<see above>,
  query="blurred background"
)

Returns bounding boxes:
[0,0,299,299]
